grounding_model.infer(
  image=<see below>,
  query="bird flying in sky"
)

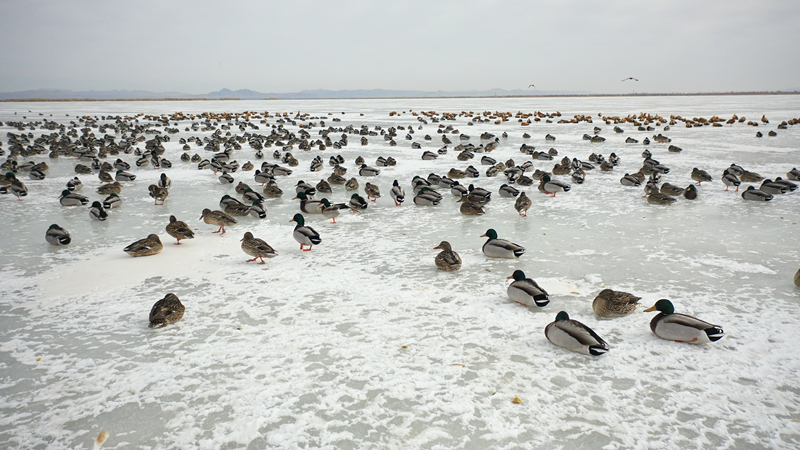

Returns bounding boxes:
[621,77,639,82]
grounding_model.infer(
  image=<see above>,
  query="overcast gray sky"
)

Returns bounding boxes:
[1,0,798,95]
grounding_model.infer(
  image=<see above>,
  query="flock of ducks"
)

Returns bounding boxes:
[1,106,797,352]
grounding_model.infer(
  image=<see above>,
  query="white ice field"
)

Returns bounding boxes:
[0,95,799,449]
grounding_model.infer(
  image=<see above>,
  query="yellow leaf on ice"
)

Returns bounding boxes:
[512,395,522,404]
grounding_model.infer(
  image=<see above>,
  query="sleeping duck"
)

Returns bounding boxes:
[545,311,609,355]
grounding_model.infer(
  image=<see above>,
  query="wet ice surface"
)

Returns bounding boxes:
[0,96,799,449]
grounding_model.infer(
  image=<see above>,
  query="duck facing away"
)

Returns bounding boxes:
[507,270,549,307]
[481,229,524,259]
[645,299,723,344]
[545,311,609,356]
[433,241,462,271]
[45,224,71,245]
[149,293,185,328]
[166,215,194,245]
[592,289,640,317]
[241,232,277,264]
[124,234,163,257]
[291,213,321,251]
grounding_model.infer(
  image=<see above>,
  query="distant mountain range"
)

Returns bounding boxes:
[0,87,590,100]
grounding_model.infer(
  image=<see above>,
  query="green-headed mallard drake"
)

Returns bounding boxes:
[66,176,83,191]
[263,179,283,198]
[218,171,234,184]
[97,182,122,195]
[413,187,441,206]
[293,191,323,214]
[249,201,267,219]
[45,224,71,246]
[481,229,524,259]
[545,311,609,355]
[200,208,237,234]
[345,177,360,191]
[433,241,462,271]
[691,168,713,185]
[660,182,685,197]
[148,184,168,205]
[28,168,46,180]
[499,184,520,198]
[254,169,273,186]
[149,293,185,328]
[270,164,293,176]
[243,188,264,204]
[647,192,676,205]
[5,177,28,200]
[89,201,108,221]
[241,231,277,263]
[166,215,194,244]
[507,270,548,306]
[359,164,380,176]
[773,177,797,191]
[759,179,789,195]
[620,173,642,186]
[364,182,381,201]
[290,213,321,251]
[645,299,723,344]
[115,170,136,182]
[684,184,698,200]
[459,197,485,215]
[124,234,163,257]
[514,192,531,216]
[60,189,89,206]
[102,193,121,209]
[316,179,332,194]
[722,169,741,191]
[319,198,349,223]
[349,193,368,211]
[390,180,405,206]
[295,180,317,197]
[741,186,773,201]
[158,173,171,190]
[592,289,640,317]
[787,168,800,181]
[539,175,570,197]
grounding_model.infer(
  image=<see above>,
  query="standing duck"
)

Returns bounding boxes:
[722,169,741,191]
[645,299,723,344]
[241,232,277,264]
[149,293,185,328]
[124,234,163,257]
[364,182,381,201]
[539,175,570,197]
[200,208,237,234]
[166,215,194,244]
[691,168,713,185]
[433,241,462,271]
[290,213,321,251]
[45,224,71,245]
[507,270,549,306]
[148,184,169,205]
[293,191,323,214]
[545,311,609,355]
[319,198,349,223]
[514,192,532,216]
[592,289,640,317]
[481,229,524,259]
[390,180,405,206]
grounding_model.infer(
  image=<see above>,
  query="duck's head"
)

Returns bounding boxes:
[290,213,305,225]
[160,173,167,179]
[241,231,254,241]
[481,228,498,239]
[644,299,674,314]
[507,270,526,282]
[91,201,103,208]
[169,215,177,223]
[294,191,309,200]
[433,241,451,251]
[319,198,331,207]
[59,190,71,198]
[200,208,211,219]
[554,311,570,322]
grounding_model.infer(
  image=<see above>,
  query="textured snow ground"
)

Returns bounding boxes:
[0,96,799,449]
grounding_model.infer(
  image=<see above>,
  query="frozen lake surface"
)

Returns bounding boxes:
[0,96,799,449]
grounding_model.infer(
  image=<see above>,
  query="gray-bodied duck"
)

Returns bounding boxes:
[433,241,462,271]
[741,186,773,201]
[545,311,609,356]
[149,293,185,328]
[166,215,194,244]
[481,229,524,259]
[60,189,89,206]
[241,231,277,264]
[45,224,71,246]
[592,289,640,317]
[507,270,548,307]
[89,201,108,221]
[124,234,163,257]
[293,191,323,214]
[290,213,321,251]
[645,299,723,344]
[319,198,349,223]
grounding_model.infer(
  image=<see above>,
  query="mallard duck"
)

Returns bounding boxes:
[158,173,171,190]
[97,182,122,195]
[645,299,724,344]
[293,191,323,214]
[447,168,466,179]
[148,184,168,205]
[741,185,773,201]
[539,175,570,197]
[66,177,83,191]
[691,168,713,185]
[75,164,92,174]
[364,182,381,201]
[45,224,71,245]
[253,169,273,186]
[459,197,485,215]
[124,234,163,257]
[773,177,797,191]
[149,293,185,328]
[345,177,360,191]
[794,268,800,287]
[760,179,789,195]
[414,187,441,206]
[290,213,321,251]
[319,198,349,223]
[359,164,380,176]
[506,270,548,306]
[243,188,264,204]
[467,184,491,204]
[295,180,316,197]
[316,179,332,194]
[28,168,46,180]
[89,201,108,221]
[481,229,524,259]
[223,201,251,217]
[571,168,586,184]
[98,170,114,183]
[5,178,28,200]
[545,311,609,355]
[166,215,194,244]
[349,193,368,211]
[514,192,532,216]
[740,171,764,183]
[620,173,642,186]
[218,171,234,184]
[787,168,800,181]
[102,193,121,209]
[263,179,283,198]
[592,289,640,317]
[647,192,676,205]
[241,231,277,263]
[450,181,468,197]
[660,182,685,197]
[235,181,252,195]
[113,159,130,170]
[328,173,346,185]
[499,184,519,198]
[722,169,741,191]
[433,241,462,271]
[684,184,698,200]
[269,164,293,176]
[59,189,88,206]
[249,201,267,219]
[241,161,254,171]
[200,208,237,234]
[390,180,405,206]
[115,170,136,182]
